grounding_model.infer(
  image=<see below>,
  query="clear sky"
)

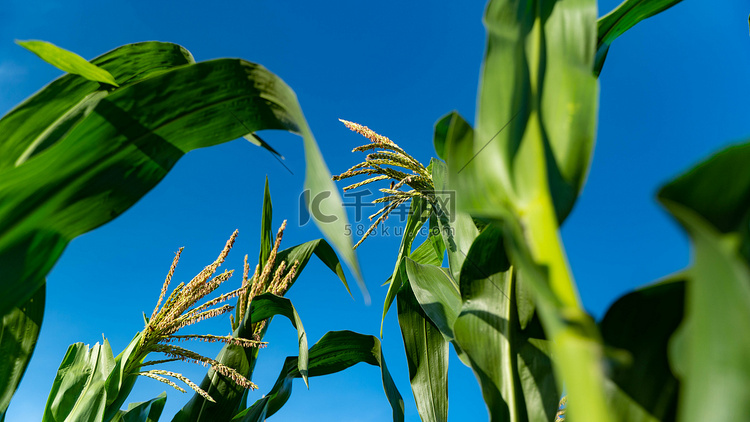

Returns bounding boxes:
[2,1,749,421]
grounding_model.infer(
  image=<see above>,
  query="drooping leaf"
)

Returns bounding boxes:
[595,0,684,76]
[1,42,193,172]
[454,224,558,422]
[0,41,358,320]
[599,278,684,421]
[0,283,44,419]
[658,142,750,422]
[275,239,350,295]
[173,293,307,422]
[242,133,283,159]
[17,40,119,86]
[235,331,404,422]
[111,392,167,422]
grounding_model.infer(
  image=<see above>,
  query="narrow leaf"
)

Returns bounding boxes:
[258,177,273,271]
[397,284,448,422]
[595,0,684,76]
[454,224,558,422]
[17,40,119,86]
[236,331,404,421]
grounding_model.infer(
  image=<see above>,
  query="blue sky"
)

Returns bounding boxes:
[2,1,749,421]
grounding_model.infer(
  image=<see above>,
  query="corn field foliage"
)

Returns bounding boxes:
[3,0,750,421]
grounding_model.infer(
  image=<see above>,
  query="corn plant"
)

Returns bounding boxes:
[331,1,743,422]
[39,181,403,422]
[0,40,363,419]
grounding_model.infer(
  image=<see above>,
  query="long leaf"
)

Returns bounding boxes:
[0,41,358,319]
[1,42,193,171]
[396,235,451,422]
[234,330,404,422]
[405,260,460,343]
[595,0,684,76]
[172,293,307,422]
[0,283,44,418]
[454,224,558,422]
[258,177,273,271]
[17,40,119,86]
[274,239,349,294]
[658,142,750,422]
[397,284,449,422]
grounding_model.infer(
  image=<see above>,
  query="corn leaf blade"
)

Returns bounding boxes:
[454,224,559,422]
[17,40,119,86]
[0,42,358,319]
[396,235,451,422]
[595,0,684,76]
[236,330,403,421]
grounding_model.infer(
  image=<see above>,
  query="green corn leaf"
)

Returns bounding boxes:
[0,41,358,320]
[0,283,44,419]
[396,233,451,422]
[404,260,460,343]
[599,278,684,421]
[111,392,167,422]
[397,284,448,422]
[242,133,283,159]
[235,330,404,422]
[274,239,350,295]
[258,177,273,271]
[1,42,193,173]
[595,0,684,76]
[17,40,119,86]
[42,341,117,422]
[41,330,143,422]
[454,224,559,422]
[173,293,307,422]
[658,142,750,422]
[381,196,432,335]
